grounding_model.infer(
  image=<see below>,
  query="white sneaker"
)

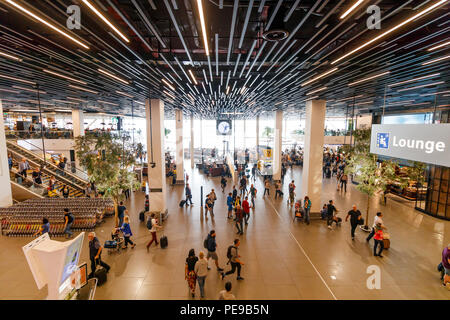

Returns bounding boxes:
[328,225,332,230]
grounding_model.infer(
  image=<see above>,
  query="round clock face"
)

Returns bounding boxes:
[218,121,231,134]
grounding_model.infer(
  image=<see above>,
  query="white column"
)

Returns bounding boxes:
[256,115,260,161]
[175,109,184,183]
[146,99,167,213]
[301,100,326,212]
[190,114,194,169]
[0,100,13,207]
[273,110,283,181]
[71,109,84,137]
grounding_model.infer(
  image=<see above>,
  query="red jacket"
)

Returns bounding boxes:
[242,200,250,213]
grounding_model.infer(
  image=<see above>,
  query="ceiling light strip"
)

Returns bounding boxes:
[0,50,22,61]
[340,0,365,19]
[422,54,450,65]
[427,39,450,51]
[43,69,87,85]
[226,0,239,64]
[196,0,210,56]
[388,73,441,87]
[98,68,130,84]
[301,68,338,87]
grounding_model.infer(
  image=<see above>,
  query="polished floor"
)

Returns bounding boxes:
[0,164,449,300]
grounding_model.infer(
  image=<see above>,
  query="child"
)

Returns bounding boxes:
[119,216,136,249]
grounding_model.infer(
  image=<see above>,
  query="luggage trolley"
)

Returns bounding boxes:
[105,228,124,253]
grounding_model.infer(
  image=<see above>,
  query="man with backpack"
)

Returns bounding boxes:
[63,208,74,239]
[204,230,224,272]
[221,239,244,281]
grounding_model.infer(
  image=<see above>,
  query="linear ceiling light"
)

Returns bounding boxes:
[163,90,176,99]
[6,0,89,49]
[301,68,338,87]
[332,0,448,65]
[0,88,20,93]
[67,97,87,102]
[420,90,450,96]
[428,40,450,51]
[43,69,87,85]
[348,71,390,86]
[0,74,35,85]
[81,0,129,43]
[98,100,119,106]
[115,90,134,98]
[226,86,230,95]
[306,87,328,95]
[196,0,210,56]
[133,100,145,105]
[388,73,441,87]
[397,81,444,92]
[98,68,130,84]
[162,78,175,91]
[12,85,46,93]
[421,54,450,65]
[188,70,198,85]
[52,99,78,104]
[0,50,23,62]
[340,0,365,19]
[69,84,98,94]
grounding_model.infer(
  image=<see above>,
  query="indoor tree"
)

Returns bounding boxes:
[344,128,406,231]
[74,132,140,227]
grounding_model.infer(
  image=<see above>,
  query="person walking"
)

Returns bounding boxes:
[345,205,362,240]
[232,185,238,203]
[62,185,70,198]
[209,189,217,214]
[204,195,213,218]
[366,212,385,242]
[218,281,236,300]
[185,183,193,206]
[194,251,208,298]
[441,244,450,287]
[117,201,126,227]
[221,239,244,280]
[205,230,224,272]
[8,153,13,170]
[88,232,110,278]
[221,176,227,193]
[226,193,233,219]
[249,184,257,208]
[340,173,348,192]
[18,158,30,178]
[327,200,338,229]
[33,217,50,236]
[119,216,136,249]
[303,196,311,225]
[242,196,250,225]
[373,223,385,257]
[251,164,256,181]
[235,205,244,235]
[288,180,296,205]
[63,208,74,239]
[146,213,162,251]
[275,181,282,199]
[185,249,198,298]
[263,179,270,197]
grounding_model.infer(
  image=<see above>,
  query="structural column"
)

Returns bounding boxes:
[145,99,167,213]
[301,100,326,212]
[273,110,283,181]
[256,115,260,161]
[190,114,194,169]
[175,109,184,183]
[0,100,13,207]
[72,109,84,170]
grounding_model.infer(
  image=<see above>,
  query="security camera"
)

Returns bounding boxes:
[150,162,156,168]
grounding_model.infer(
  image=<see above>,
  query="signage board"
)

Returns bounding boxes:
[370,124,450,167]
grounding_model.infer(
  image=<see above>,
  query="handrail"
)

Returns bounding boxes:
[6,138,89,184]
[10,170,48,198]
[6,129,74,140]
[8,148,86,191]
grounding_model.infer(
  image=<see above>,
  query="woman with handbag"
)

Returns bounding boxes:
[185,249,198,298]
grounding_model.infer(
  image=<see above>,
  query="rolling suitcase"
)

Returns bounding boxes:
[139,211,145,222]
[383,238,390,249]
[94,263,107,286]
[179,200,186,207]
[160,235,168,249]
[104,240,117,249]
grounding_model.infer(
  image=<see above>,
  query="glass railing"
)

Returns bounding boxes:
[5,130,74,140]
[9,168,49,197]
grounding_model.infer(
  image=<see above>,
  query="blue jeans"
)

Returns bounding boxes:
[197,276,206,298]
[304,208,310,224]
[64,222,73,237]
[118,216,124,227]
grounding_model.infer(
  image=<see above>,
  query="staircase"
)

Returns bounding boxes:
[8,146,87,198]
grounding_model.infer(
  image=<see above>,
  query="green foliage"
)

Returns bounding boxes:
[407,161,427,186]
[262,126,274,138]
[165,128,171,137]
[292,129,305,136]
[74,132,140,203]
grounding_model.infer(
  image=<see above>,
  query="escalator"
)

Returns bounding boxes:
[6,139,89,189]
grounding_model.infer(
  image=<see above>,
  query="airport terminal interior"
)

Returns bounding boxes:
[0,0,449,300]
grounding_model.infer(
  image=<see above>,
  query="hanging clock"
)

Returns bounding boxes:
[217,120,232,135]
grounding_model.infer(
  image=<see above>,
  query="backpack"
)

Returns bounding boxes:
[69,213,75,223]
[226,245,235,260]
[203,236,209,249]
[146,217,153,230]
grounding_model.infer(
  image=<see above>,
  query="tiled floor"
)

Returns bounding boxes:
[0,164,449,300]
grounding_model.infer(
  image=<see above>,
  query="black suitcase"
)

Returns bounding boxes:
[160,235,168,249]
[94,264,107,286]
[139,211,145,222]
[179,200,186,207]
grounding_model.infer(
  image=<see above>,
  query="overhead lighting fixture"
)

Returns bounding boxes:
[340,0,365,19]
[333,95,365,103]
[300,95,319,103]
[428,40,450,51]
[388,73,441,87]
[12,85,45,93]
[226,86,230,95]
[52,99,78,104]
[301,68,338,87]
[5,0,89,49]
[98,100,119,106]
[421,54,450,65]
[348,71,390,86]
[385,100,415,106]
[98,68,129,84]
[0,88,20,93]
[69,84,98,94]
[55,109,72,112]
[133,100,145,105]
[331,0,448,65]
[420,90,450,97]
[0,74,35,85]
[67,97,87,102]
[115,90,133,98]
[188,70,198,85]
[10,109,38,113]
[196,0,210,56]
[306,87,327,95]
[163,90,176,100]
[397,81,444,92]
[81,0,129,43]
[43,69,87,85]
[354,101,373,105]
[0,50,22,62]
[162,78,175,91]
